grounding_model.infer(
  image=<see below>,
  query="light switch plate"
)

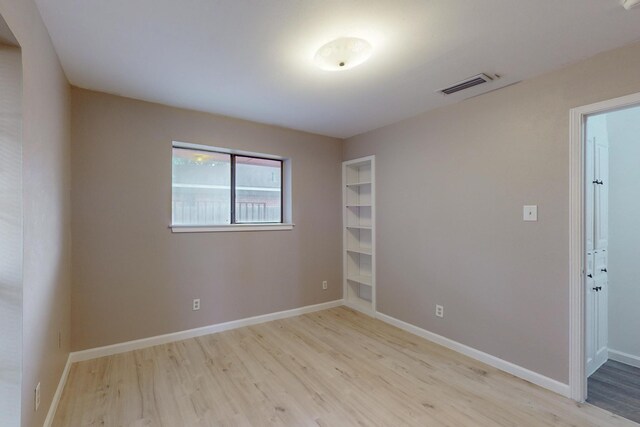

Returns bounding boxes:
[523,205,538,221]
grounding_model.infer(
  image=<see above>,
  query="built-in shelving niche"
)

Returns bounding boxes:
[343,156,375,314]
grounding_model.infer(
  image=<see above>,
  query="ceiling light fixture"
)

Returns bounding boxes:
[314,37,372,71]
[622,0,640,9]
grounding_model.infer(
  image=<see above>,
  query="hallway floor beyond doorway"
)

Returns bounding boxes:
[588,360,640,424]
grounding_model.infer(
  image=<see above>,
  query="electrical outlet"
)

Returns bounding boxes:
[35,382,41,411]
[435,305,444,318]
[322,280,328,290]
[192,299,200,311]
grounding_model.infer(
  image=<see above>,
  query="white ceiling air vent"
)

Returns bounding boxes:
[622,0,640,9]
[439,73,494,95]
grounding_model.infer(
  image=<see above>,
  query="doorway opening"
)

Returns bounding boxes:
[569,93,640,423]
[0,13,22,427]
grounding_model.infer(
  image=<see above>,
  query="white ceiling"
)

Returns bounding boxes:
[35,0,640,138]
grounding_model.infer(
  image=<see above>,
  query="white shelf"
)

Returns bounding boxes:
[347,275,373,287]
[347,247,372,256]
[343,155,375,314]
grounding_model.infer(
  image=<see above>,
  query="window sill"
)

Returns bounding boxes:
[170,223,295,233]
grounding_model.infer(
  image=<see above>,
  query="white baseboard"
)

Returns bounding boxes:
[52,299,569,426]
[69,299,344,363]
[343,300,375,317]
[609,349,640,369]
[44,355,72,427]
[374,311,571,398]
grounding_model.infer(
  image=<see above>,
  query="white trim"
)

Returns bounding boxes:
[569,103,587,401]
[375,311,571,397]
[343,299,376,317]
[609,349,640,369]
[172,183,281,192]
[170,223,294,233]
[43,355,72,427]
[569,91,640,402]
[53,301,572,423]
[173,140,284,160]
[587,352,609,378]
[69,299,343,363]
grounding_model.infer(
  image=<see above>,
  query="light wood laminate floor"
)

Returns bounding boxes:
[54,307,636,426]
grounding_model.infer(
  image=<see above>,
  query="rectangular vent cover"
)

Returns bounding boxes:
[439,73,493,95]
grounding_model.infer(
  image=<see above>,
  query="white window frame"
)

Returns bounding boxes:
[170,141,294,233]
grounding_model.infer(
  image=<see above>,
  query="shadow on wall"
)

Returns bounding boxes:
[0,15,22,427]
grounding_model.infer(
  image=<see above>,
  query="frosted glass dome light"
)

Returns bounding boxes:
[314,37,372,71]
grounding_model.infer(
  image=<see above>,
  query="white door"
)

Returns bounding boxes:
[585,119,609,378]
[593,250,608,368]
[594,137,609,251]
[593,275,608,370]
[585,251,598,376]
[585,137,595,252]
[586,255,608,377]
[593,135,609,371]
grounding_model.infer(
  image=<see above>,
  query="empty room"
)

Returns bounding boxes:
[2,0,640,426]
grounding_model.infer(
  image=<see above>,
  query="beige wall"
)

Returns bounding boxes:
[70,88,342,351]
[0,1,71,426]
[607,106,640,362]
[344,41,640,384]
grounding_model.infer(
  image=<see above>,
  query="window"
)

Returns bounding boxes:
[234,156,283,223]
[172,145,284,228]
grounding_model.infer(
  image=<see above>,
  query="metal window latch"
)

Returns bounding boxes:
[587,274,593,278]
[601,268,607,273]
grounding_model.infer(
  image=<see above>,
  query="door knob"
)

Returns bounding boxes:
[601,268,607,272]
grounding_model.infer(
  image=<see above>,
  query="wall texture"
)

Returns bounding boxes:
[70,88,343,351]
[344,41,640,384]
[0,1,71,426]
[607,105,640,363]
[0,42,22,427]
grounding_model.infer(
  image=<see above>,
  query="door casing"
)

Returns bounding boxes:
[569,91,640,401]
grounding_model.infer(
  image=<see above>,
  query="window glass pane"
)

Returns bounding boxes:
[235,156,282,223]
[172,148,231,225]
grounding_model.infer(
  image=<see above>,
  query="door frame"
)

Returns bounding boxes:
[569,91,640,401]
